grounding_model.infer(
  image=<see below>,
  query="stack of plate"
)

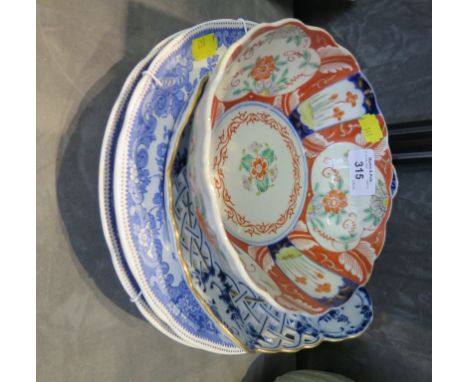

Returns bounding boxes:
[99,19,397,354]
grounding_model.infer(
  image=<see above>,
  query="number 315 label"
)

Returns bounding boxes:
[348,149,375,196]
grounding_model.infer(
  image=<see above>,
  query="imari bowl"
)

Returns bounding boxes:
[187,19,393,315]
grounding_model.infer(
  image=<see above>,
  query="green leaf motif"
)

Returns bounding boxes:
[338,233,357,243]
[316,218,324,229]
[240,154,253,171]
[338,177,344,191]
[295,35,300,47]
[275,67,288,85]
[335,213,341,225]
[261,148,275,164]
[256,177,269,193]
[363,215,374,223]
[278,247,302,260]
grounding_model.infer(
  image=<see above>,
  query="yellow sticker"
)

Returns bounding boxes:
[359,114,384,143]
[192,33,217,61]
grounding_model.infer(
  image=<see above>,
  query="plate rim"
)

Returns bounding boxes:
[98,30,195,348]
[113,19,260,353]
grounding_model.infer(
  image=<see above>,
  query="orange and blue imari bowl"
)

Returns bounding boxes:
[187,19,394,315]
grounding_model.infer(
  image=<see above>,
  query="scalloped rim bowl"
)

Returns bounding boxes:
[187,18,393,314]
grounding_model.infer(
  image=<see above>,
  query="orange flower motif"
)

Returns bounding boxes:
[295,276,307,285]
[329,93,338,100]
[315,283,331,293]
[333,107,344,120]
[251,55,276,81]
[250,157,268,181]
[345,91,358,106]
[322,189,348,214]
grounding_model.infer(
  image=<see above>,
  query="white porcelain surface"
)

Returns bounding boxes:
[217,24,321,100]
[307,142,388,252]
[211,102,308,245]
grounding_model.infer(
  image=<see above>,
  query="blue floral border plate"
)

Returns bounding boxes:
[98,30,194,347]
[113,19,259,353]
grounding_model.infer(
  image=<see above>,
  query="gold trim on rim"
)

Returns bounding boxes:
[165,76,248,352]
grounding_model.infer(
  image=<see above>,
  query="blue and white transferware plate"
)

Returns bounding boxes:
[99,30,194,347]
[114,19,259,353]
[164,119,374,352]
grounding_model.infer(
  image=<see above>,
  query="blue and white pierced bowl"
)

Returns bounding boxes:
[164,113,374,352]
